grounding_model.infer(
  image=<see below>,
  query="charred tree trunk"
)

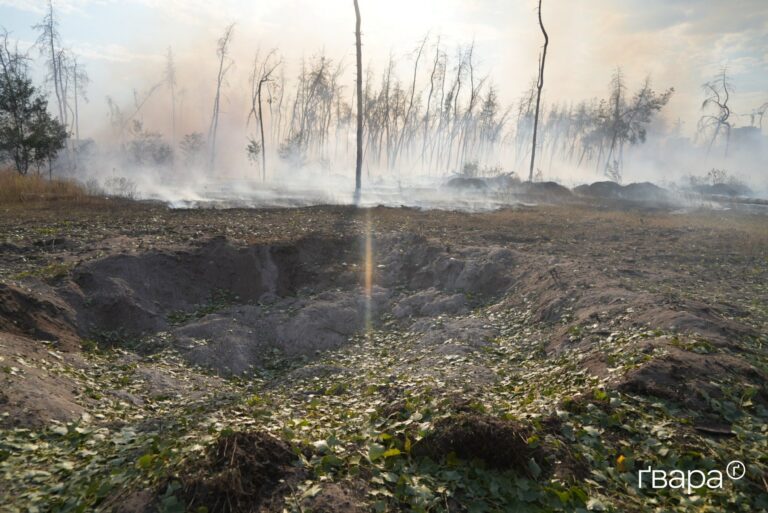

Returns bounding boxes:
[166,47,177,149]
[354,0,363,203]
[249,50,280,182]
[208,23,235,174]
[422,38,441,170]
[45,2,64,124]
[528,0,548,182]
[393,35,427,170]
[71,58,79,170]
[257,82,267,181]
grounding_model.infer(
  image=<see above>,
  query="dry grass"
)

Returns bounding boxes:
[0,168,92,204]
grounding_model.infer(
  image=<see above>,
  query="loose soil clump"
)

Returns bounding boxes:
[302,482,368,513]
[413,413,543,474]
[180,431,301,513]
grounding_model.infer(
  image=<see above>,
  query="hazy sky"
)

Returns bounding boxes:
[1,0,766,140]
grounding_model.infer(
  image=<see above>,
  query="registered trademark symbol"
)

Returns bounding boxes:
[726,460,746,480]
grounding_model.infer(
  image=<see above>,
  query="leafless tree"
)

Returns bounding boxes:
[164,47,177,148]
[748,102,768,129]
[529,0,549,182]
[69,56,87,143]
[421,36,444,170]
[33,0,65,124]
[602,67,626,178]
[698,67,732,156]
[63,55,87,170]
[81,22,677,185]
[392,35,427,170]
[514,80,537,168]
[354,0,363,202]
[248,49,281,181]
[106,80,163,142]
[208,23,235,173]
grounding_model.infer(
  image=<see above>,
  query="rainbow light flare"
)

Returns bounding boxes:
[363,208,373,333]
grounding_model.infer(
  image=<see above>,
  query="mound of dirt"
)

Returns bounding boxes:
[484,173,520,189]
[302,482,367,513]
[0,332,91,428]
[412,413,542,473]
[573,181,623,199]
[633,299,759,348]
[0,283,79,350]
[618,347,768,413]
[181,431,301,513]
[573,181,670,203]
[516,181,573,200]
[621,182,669,202]
[511,262,765,419]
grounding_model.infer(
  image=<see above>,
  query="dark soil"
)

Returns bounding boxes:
[0,282,78,350]
[516,181,573,200]
[181,431,302,513]
[302,482,368,513]
[573,181,670,203]
[412,413,542,473]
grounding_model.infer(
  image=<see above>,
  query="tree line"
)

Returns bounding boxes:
[241,39,673,184]
[2,0,763,189]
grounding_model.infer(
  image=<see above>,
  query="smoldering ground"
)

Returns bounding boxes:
[9,1,764,206]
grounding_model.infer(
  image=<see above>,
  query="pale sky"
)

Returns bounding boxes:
[1,0,766,140]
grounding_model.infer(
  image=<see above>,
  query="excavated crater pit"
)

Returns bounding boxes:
[37,233,519,375]
[2,229,765,422]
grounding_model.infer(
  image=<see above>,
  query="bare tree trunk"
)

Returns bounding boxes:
[354,0,363,203]
[171,84,175,148]
[166,47,177,149]
[276,71,286,145]
[71,58,79,171]
[208,24,235,174]
[73,60,79,142]
[528,0,549,182]
[249,50,280,182]
[258,82,267,181]
[422,37,441,170]
[393,35,427,170]
[47,2,64,123]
